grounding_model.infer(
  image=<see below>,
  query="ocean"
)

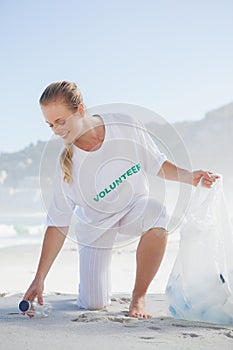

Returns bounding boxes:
[0,212,46,249]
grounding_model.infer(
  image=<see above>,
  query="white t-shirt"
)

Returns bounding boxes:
[46,113,167,244]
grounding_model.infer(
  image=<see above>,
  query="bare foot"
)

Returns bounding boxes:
[128,294,152,319]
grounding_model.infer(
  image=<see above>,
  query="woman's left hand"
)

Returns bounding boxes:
[191,170,220,188]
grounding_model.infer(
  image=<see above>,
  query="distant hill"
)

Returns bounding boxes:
[0,139,63,188]
[147,102,233,182]
[0,141,45,188]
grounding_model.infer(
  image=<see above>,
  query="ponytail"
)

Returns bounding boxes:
[60,144,74,184]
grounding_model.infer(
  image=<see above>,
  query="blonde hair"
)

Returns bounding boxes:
[39,81,83,184]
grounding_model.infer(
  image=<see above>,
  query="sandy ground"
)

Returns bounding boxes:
[0,238,233,350]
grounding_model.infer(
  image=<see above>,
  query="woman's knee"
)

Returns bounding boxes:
[143,197,168,229]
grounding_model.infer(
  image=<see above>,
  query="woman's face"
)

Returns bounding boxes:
[41,102,85,144]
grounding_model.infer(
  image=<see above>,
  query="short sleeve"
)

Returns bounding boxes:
[46,165,76,227]
[136,120,167,175]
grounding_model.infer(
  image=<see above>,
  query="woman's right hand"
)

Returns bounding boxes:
[23,277,44,305]
[22,226,67,313]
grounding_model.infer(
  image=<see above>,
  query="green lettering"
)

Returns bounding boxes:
[131,165,138,173]
[93,195,99,202]
[115,178,122,186]
[136,163,141,171]
[110,182,116,190]
[93,163,141,202]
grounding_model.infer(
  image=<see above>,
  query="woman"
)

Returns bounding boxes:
[23,81,218,318]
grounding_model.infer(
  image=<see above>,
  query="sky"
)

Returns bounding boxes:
[0,0,232,153]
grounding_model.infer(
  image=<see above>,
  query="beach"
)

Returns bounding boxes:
[1,236,233,350]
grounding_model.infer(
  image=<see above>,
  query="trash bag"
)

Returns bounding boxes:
[166,176,233,324]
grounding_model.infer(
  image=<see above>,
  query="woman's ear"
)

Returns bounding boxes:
[77,103,85,116]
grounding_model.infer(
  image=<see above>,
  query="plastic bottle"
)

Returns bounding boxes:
[18,300,52,318]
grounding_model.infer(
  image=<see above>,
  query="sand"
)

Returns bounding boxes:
[0,238,233,350]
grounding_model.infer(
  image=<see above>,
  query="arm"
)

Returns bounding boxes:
[157,160,218,187]
[23,225,68,305]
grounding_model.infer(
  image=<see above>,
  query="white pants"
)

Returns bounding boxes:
[77,196,168,310]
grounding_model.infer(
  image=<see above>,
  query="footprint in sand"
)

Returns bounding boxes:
[108,315,139,323]
[72,312,139,324]
[111,297,131,304]
[72,313,104,322]
[182,333,200,338]
[224,331,233,339]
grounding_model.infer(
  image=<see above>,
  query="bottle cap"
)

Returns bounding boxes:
[19,300,31,312]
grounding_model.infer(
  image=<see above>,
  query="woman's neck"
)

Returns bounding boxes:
[73,115,105,151]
